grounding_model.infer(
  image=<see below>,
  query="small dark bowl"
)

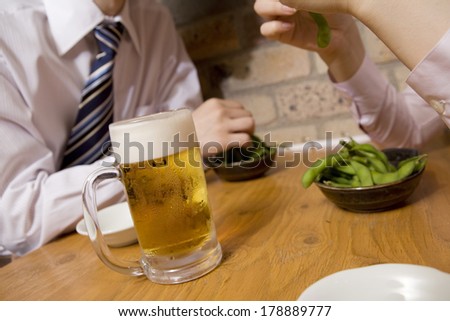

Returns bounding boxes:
[212,150,276,181]
[315,148,425,213]
[207,137,277,181]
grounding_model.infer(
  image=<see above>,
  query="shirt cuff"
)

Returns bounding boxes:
[331,55,389,126]
[407,28,450,128]
[333,54,386,103]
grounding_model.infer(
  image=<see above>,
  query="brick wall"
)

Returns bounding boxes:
[160,0,410,147]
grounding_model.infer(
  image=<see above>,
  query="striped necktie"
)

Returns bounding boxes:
[61,22,124,168]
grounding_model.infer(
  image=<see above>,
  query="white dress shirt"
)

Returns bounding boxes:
[0,0,202,256]
[334,30,450,149]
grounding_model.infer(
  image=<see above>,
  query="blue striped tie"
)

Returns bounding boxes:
[61,22,124,168]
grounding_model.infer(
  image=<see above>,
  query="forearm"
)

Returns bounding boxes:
[1,160,125,256]
[352,0,450,70]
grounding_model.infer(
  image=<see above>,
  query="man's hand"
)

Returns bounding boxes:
[192,98,255,157]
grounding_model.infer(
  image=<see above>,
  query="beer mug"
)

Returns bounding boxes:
[81,109,222,284]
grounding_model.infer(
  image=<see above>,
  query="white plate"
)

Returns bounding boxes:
[298,264,450,301]
[76,202,137,247]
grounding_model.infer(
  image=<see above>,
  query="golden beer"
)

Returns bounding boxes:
[83,109,222,284]
[120,147,212,256]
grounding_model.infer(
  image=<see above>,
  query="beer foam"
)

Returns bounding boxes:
[109,109,199,164]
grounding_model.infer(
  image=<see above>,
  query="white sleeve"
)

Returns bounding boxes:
[148,5,203,112]
[0,75,125,256]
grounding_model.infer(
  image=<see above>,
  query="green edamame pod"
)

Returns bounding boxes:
[302,154,339,188]
[387,163,397,172]
[334,165,356,176]
[351,143,390,169]
[413,155,428,172]
[339,139,356,150]
[337,147,350,160]
[309,12,331,48]
[330,176,353,185]
[366,156,388,173]
[397,159,416,180]
[371,171,399,185]
[351,175,361,187]
[302,158,326,188]
[350,160,374,187]
[372,155,424,185]
[398,154,427,171]
[350,155,368,165]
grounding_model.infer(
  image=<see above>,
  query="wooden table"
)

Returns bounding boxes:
[1,144,449,300]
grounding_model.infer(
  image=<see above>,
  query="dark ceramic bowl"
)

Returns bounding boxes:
[314,148,425,213]
[208,136,277,181]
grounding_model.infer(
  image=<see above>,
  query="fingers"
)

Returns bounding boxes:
[280,0,350,14]
[223,132,253,149]
[202,132,253,157]
[222,102,252,119]
[227,114,255,134]
[216,100,255,134]
[193,98,256,156]
[205,98,252,120]
[260,20,294,40]
[254,0,303,46]
[254,0,297,20]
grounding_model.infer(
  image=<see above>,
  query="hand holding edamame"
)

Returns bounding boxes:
[253,0,365,82]
[281,0,450,70]
[308,12,330,48]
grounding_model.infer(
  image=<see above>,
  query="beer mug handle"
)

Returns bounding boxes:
[81,166,144,277]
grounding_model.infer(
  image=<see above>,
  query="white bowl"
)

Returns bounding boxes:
[298,263,450,301]
[76,202,137,247]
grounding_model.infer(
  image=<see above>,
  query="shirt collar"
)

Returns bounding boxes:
[43,0,141,56]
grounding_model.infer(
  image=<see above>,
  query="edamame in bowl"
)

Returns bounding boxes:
[207,135,276,181]
[302,139,427,213]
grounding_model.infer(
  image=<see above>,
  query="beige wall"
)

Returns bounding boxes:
[161,0,410,147]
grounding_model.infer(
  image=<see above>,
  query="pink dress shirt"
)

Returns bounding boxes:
[334,30,450,149]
